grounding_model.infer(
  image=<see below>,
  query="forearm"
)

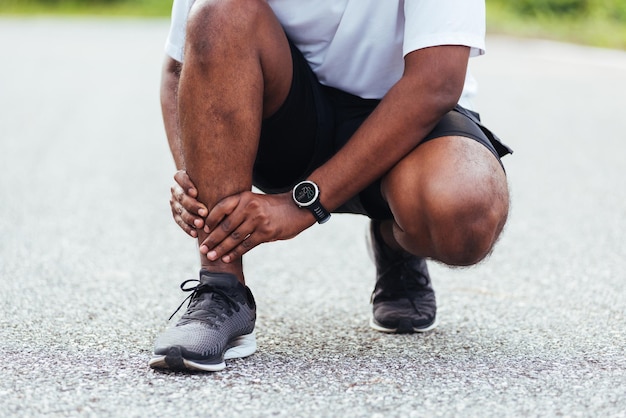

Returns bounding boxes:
[308,46,470,211]
[160,55,185,170]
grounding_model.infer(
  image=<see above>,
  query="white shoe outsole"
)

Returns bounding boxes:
[369,316,438,334]
[148,332,256,372]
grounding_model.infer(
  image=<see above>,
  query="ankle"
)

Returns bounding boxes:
[200,259,245,284]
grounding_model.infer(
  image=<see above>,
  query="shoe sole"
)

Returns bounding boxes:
[148,332,256,372]
[369,316,438,334]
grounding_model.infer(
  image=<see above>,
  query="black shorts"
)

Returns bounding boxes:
[253,41,512,220]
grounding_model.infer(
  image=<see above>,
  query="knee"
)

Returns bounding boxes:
[427,186,509,266]
[384,136,509,267]
[395,181,509,267]
[186,0,266,50]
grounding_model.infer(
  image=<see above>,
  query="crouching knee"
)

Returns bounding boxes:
[186,0,267,49]
[428,196,509,266]
[433,219,501,266]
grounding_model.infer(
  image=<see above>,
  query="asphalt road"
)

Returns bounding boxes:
[1,18,625,417]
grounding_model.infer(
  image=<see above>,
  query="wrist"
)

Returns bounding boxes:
[291,180,331,224]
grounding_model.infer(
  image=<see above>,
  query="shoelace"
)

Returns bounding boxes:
[379,258,429,290]
[398,262,430,315]
[168,279,241,323]
[399,259,430,289]
[371,258,430,312]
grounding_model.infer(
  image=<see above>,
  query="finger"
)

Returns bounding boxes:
[221,234,259,263]
[204,195,241,232]
[171,183,208,218]
[170,196,203,228]
[170,194,202,236]
[179,204,206,229]
[179,191,208,218]
[200,211,245,257]
[205,220,256,261]
[200,201,253,258]
[172,210,198,238]
[174,170,198,198]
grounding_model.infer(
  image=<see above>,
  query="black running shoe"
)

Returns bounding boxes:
[149,270,256,372]
[369,220,437,333]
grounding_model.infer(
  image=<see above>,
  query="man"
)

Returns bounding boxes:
[149,0,512,372]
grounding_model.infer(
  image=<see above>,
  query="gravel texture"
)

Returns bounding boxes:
[1,18,625,418]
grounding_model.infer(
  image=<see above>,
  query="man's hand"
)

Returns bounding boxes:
[170,170,208,238]
[200,191,315,263]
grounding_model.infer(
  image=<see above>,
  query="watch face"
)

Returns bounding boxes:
[293,181,318,206]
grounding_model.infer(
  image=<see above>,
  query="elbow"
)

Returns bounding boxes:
[429,76,465,115]
[402,45,470,119]
[397,70,466,126]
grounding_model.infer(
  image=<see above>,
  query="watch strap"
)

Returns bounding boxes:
[309,200,331,224]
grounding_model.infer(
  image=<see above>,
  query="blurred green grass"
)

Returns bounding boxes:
[1,0,625,50]
[0,0,172,17]
[487,0,626,50]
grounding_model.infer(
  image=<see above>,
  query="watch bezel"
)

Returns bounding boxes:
[292,180,320,208]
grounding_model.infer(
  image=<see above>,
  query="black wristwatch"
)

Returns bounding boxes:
[292,180,331,224]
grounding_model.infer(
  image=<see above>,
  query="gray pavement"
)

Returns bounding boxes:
[1,18,625,417]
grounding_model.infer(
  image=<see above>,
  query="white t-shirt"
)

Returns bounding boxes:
[165,0,485,108]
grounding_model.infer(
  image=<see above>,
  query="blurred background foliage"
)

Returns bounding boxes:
[487,0,626,49]
[0,0,172,17]
[499,0,626,19]
[0,0,625,49]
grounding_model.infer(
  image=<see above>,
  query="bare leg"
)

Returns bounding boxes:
[381,136,509,266]
[177,0,292,282]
